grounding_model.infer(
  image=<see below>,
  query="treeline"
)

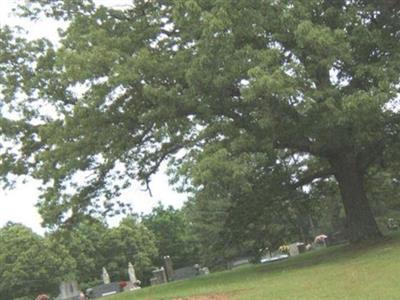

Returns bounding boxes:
[3,166,400,300]
[0,205,193,300]
[2,2,400,298]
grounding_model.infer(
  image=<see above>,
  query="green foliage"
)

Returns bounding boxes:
[102,216,158,285]
[52,216,159,287]
[307,179,346,237]
[1,0,400,241]
[0,223,76,299]
[366,166,400,214]
[48,218,109,287]
[142,204,200,269]
[182,146,318,266]
[0,217,161,298]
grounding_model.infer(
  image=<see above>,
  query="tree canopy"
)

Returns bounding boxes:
[142,204,199,269]
[0,217,160,298]
[49,218,109,288]
[1,0,400,242]
[0,223,75,299]
[101,216,158,284]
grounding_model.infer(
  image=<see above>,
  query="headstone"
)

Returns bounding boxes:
[150,277,159,286]
[171,264,210,281]
[297,242,306,253]
[88,282,121,298]
[102,267,110,284]
[260,254,289,264]
[288,243,300,256]
[172,266,199,281]
[149,262,210,285]
[56,281,80,300]
[164,255,174,282]
[128,262,137,283]
[387,218,399,230]
[150,267,167,285]
[199,267,210,275]
[127,262,141,290]
[314,234,328,246]
[228,257,250,269]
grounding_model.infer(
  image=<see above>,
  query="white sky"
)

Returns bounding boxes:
[0,0,187,235]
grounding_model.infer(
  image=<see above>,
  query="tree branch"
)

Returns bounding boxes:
[291,167,334,188]
[273,138,313,154]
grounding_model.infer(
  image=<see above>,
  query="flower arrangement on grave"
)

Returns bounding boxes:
[119,281,128,289]
[279,245,290,254]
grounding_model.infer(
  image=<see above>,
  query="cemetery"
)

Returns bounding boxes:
[149,256,210,285]
[48,256,210,300]
[96,232,400,300]
[49,262,141,300]
[23,225,399,300]
[2,1,400,299]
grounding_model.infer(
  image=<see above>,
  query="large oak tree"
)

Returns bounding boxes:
[1,0,400,242]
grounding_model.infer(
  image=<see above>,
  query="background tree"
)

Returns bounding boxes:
[101,216,158,285]
[1,0,400,243]
[307,180,346,239]
[49,218,109,290]
[0,223,75,299]
[142,203,200,269]
[181,145,319,266]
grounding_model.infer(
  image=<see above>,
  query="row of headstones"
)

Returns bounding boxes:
[56,262,140,300]
[229,237,330,269]
[150,256,210,286]
[285,238,328,257]
[88,262,141,298]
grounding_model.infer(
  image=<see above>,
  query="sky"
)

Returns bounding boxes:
[0,0,187,234]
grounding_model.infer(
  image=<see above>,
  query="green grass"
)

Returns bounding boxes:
[108,233,400,300]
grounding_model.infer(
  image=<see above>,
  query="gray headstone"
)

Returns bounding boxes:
[288,243,300,256]
[164,256,174,282]
[172,266,199,281]
[58,281,80,300]
[89,282,121,298]
[199,267,210,275]
[150,267,167,285]
[228,257,250,268]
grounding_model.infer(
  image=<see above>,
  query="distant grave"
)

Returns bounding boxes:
[150,256,210,285]
[85,263,141,298]
[54,281,80,300]
[86,282,121,298]
[227,257,251,269]
[387,218,399,231]
[173,265,210,281]
[150,267,168,285]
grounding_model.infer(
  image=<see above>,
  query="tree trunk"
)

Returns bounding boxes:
[330,155,382,243]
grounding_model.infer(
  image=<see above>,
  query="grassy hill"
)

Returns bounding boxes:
[108,234,400,300]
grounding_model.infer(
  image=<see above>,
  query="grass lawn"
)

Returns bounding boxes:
[108,233,400,300]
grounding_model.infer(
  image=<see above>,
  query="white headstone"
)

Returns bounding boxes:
[102,267,111,284]
[200,267,210,275]
[128,262,137,283]
[288,243,300,256]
